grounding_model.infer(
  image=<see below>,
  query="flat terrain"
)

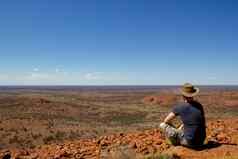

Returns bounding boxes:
[0,86,237,158]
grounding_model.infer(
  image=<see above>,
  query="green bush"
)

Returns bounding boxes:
[144,153,180,159]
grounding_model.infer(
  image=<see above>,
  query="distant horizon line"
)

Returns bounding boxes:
[0,84,238,87]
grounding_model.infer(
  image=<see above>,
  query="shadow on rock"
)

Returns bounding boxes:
[2,154,11,159]
[192,141,227,151]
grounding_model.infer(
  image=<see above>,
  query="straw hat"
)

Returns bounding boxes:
[181,83,199,97]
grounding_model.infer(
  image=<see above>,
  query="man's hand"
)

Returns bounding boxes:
[178,124,184,130]
[159,122,167,129]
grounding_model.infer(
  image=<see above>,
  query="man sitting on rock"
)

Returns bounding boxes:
[160,83,206,148]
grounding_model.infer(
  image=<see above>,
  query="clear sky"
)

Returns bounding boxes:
[0,0,237,85]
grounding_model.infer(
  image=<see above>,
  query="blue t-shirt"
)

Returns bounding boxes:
[172,101,206,145]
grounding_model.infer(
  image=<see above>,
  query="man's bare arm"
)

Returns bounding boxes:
[163,112,176,124]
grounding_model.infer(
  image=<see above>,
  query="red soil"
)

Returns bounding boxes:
[1,118,237,159]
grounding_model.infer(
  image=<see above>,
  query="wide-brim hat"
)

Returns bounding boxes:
[180,83,199,97]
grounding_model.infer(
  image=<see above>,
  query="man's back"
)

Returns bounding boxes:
[172,101,206,145]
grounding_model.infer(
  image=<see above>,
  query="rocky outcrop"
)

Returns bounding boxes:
[142,94,177,106]
[0,119,237,159]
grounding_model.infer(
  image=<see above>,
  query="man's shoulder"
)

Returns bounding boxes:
[173,102,190,108]
[172,102,189,114]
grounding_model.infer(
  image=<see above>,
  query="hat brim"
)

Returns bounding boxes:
[180,87,199,97]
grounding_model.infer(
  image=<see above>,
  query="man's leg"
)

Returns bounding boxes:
[177,131,195,148]
[177,130,189,146]
[159,123,180,146]
[160,124,196,147]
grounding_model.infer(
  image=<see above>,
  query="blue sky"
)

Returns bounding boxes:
[0,0,237,85]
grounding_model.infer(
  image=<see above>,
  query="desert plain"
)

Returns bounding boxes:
[0,86,237,159]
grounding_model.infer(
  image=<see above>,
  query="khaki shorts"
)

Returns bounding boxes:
[160,123,189,146]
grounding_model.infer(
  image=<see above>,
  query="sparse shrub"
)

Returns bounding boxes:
[144,153,180,159]
[22,127,27,132]
[55,131,66,140]
[25,139,35,149]
[9,135,19,144]
[8,128,17,132]
[106,112,146,126]
[108,145,137,159]
[69,130,79,139]
[43,135,55,144]
[31,132,42,139]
